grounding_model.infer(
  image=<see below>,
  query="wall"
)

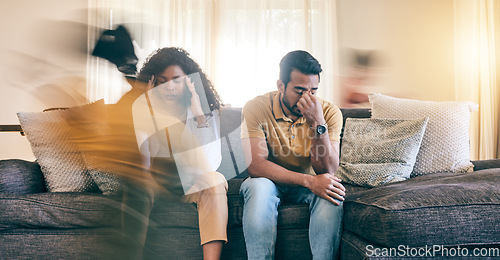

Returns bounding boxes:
[337,0,456,102]
[0,0,470,159]
[0,0,88,160]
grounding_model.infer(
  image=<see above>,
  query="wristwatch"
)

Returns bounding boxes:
[316,123,328,135]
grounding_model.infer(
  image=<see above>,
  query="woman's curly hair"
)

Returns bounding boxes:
[137,47,222,111]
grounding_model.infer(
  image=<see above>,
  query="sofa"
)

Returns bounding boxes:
[1,107,499,259]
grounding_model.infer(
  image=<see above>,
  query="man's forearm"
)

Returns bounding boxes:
[247,159,313,188]
[310,133,339,174]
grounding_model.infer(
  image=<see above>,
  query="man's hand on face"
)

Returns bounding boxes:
[306,174,346,205]
[296,92,325,125]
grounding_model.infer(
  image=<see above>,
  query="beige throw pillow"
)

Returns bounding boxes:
[369,93,477,176]
[17,101,105,192]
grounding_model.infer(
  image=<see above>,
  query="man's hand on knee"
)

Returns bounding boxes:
[304,174,345,205]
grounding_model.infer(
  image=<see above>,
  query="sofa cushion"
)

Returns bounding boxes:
[0,159,45,194]
[0,227,124,259]
[340,230,500,259]
[336,117,428,187]
[0,193,121,229]
[340,230,380,260]
[72,104,125,195]
[17,101,105,192]
[369,93,477,176]
[148,178,311,231]
[343,169,500,247]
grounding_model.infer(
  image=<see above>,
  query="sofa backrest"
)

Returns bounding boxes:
[5,106,371,189]
[216,107,372,180]
[217,107,248,179]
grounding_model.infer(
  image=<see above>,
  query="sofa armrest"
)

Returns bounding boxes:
[0,159,46,194]
[0,124,24,135]
[471,159,500,171]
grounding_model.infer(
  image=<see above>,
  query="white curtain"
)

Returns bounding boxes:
[454,0,499,160]
[87,0,340,106]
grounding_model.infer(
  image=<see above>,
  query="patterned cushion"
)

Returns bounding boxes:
[71,104,123,195]
[369,93,477,176]
[87,170,122,195]
[17,101,105,192]
[336,118,428,187]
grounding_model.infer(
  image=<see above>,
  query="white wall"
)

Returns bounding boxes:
[337,0,456,101]
[0,0,88,160]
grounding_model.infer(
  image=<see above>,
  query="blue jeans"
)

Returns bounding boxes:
[240,177,343,260]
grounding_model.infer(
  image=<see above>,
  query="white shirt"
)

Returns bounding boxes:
[132,93,222,194]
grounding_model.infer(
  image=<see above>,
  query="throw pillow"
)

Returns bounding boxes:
[68,102,124,195]
[369,93,477,176]
[17,101,105,192]
[336,117,428,187]
[86,169,122,195]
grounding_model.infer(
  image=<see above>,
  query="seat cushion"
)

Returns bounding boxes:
[0,159,46,194]
[149,178,311,230]
[0,193,121,229]
[0,227,124,259]
[343,169,500,247]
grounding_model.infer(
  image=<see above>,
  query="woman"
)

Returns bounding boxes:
[121,47,227,260]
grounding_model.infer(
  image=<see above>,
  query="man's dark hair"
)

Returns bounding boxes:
[279,50,322,87]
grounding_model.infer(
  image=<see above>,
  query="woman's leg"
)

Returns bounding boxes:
[184,172,228,260]
[202,240,224,260]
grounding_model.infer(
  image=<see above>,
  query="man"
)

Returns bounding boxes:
[240,50,346,260]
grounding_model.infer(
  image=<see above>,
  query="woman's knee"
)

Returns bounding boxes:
[193,171,228,193]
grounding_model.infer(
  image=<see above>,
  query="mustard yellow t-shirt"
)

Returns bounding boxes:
[241,91,343,175]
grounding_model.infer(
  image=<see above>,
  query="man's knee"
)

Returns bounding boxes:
[240,177,278,199]
[311,196,343,219]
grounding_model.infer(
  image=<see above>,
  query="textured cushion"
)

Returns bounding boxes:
[340,231,379,260]
[336,118,428,187]
[0,159,45,194]
[343,169,500,247]
[87,170,122,195]
[17,101,106,192]
[0,227,125,260]
[369,93,477,176]
[70,104,124,195]
[0,192,122,228]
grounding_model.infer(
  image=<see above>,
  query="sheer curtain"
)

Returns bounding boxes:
[454,0,499,160]
[87,0,340,106]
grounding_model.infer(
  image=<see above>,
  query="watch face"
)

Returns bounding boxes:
[316,124,327,135]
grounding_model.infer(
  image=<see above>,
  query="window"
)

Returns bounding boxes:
[88,0,339,106]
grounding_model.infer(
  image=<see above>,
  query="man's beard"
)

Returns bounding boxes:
[281,94,302,117]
